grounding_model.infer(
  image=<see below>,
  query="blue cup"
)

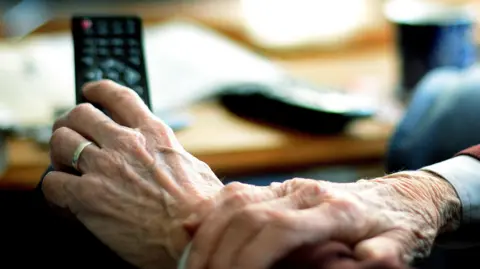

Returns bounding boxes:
[385,1,477,101]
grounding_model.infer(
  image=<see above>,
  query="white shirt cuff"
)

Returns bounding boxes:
[422,155,480,224]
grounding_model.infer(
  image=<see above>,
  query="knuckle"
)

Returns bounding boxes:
[147,120,177,146]
[69,103,95,121]
[224,182,248,193]
[113,129,152,163]
[224,191,253,209]
[298,182,326,197]
[119,129,147,149]
[283,177,308,189]
[49,126,70,148]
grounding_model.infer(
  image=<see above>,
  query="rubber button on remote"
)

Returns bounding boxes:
[98,48,109,57]
[106,71,120,81]
[124,69,141,85]
[113,21,123,35]
[111,38,124,46]
[132,86,144,95]
[85,68,103,81]
[82,57,94,66]
[113,48,124,56]
[129,56,140,66]
[128,39,139,47]
[97,38,109,46]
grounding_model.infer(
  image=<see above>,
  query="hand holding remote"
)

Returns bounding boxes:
[72,16,151,109]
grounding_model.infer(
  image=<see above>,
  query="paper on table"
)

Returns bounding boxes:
[0,20,288,125]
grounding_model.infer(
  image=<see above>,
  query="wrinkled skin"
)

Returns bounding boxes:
[43,80,223,269]
[43,80,461,269]
[185,172,461,269]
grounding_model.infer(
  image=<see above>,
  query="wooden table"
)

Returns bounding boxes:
[0,1,399,189]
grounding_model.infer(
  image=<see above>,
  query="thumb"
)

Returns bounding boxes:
[354,235,405,262]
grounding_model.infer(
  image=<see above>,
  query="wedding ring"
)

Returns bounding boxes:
[72,141,93,172]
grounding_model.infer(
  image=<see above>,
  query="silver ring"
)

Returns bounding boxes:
[72,141,93,172]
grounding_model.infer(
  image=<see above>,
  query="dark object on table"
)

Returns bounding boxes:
[218,82,375,135]
[385,1,476,101]
[273,241,409,269]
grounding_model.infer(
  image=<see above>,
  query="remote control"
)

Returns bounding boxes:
[72,16,151,109]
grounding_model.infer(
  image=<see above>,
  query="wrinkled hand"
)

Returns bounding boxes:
[43,80,223,269]
[185,172,461,269]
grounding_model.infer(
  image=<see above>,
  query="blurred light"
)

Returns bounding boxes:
[241,0,369,49]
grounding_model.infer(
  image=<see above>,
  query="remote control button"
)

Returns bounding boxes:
[97,20,109,35]
[81,19,93,34]
[98,48,109,57]
[106,71,120,81]
[111,38,124,46]
[132,86,144,95]
[100,58,116,70]
[113,61,126,72]
[127,39,139,47]
[113,48,124,56]
[113,21,124,35]
[124,69,141,85]
[129,56,141,66]
[85,68,103,81]
[84,38,95,46]
[97,38,108,46]
[129,48,140,55]
[126,20,136,35]
[83,47,96,55]
[81,56,94,66]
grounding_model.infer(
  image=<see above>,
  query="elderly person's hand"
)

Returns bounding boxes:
[42,80,225,269]
[185,171,462,269]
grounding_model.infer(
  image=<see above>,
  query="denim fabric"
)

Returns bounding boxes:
[388,66,480,172]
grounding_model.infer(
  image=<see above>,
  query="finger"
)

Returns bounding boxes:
[184,182,283,232]
[354,230,411,262]
[42,170,80,208]
[186,183,282,269]
[205,183,330,269]
[233,202,360,269]
[50,126,102,173]
[53,103,121,147]
[82,80,153,128]
[209,198,301,269]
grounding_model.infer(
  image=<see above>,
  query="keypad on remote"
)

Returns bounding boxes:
[72,16,150,109]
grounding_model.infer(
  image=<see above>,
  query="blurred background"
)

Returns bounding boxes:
[0,0,479,187]
[0,0,480,267]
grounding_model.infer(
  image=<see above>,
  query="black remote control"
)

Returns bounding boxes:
[72,16,151,109]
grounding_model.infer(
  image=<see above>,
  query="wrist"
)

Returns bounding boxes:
[416,171,462,233]
[377,171,461,234]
